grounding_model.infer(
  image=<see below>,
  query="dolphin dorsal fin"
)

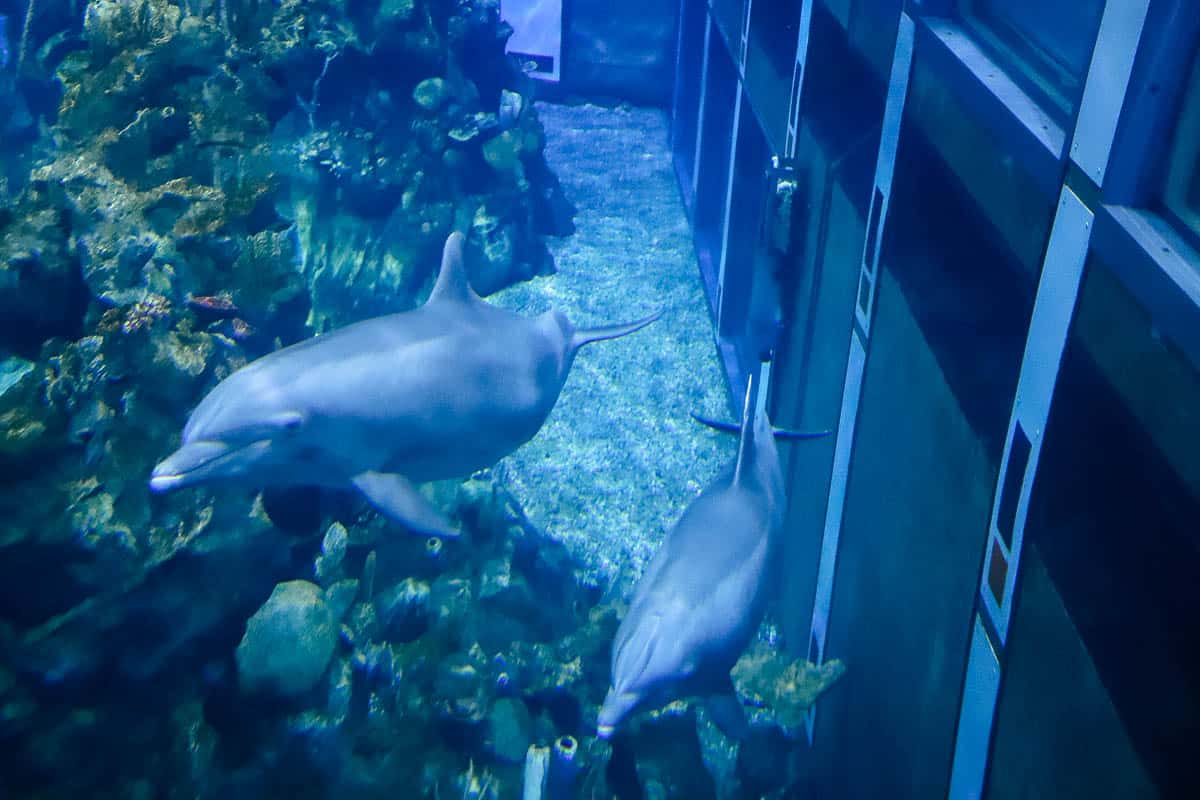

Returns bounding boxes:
[428,231,479,305]
[733,372,760,485]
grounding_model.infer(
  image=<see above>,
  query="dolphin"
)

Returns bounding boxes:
[150,231,661,537]
[597,372,827,739]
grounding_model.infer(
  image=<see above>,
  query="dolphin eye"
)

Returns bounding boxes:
[270,411,305,433]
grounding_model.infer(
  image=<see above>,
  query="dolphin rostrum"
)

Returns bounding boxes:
[150,231,661,537]
[597,371,827,739]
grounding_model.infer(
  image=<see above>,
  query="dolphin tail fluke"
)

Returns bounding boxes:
[691,413,831,440]
[569,308,664,351]
[351,471,459,538]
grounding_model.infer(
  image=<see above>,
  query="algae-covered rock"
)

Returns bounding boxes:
[237,580,339,697]
[376,577,432,643]
[413,77,450,110]
[0,357,55,461]
[731,640,846,729]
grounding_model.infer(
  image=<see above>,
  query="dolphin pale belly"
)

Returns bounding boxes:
[151,231,661,537]
[598,372,827,738]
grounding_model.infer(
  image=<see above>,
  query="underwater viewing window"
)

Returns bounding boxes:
[991,256,1200,796]
[1162,43,1200,244]
[693,18,740,304]
[803,111,1037,795]
[672,0,709,208]
[743,0,802,151]
[769,121,872,652]
[709,0,745,56]
[716,88,771,358]
[956,0,1105,118]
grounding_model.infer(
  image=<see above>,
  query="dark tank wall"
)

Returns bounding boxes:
[563,0,678,105]
[672,0,1200,798]
[501,0,680,105]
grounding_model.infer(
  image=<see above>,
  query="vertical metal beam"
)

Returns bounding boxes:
[804,11,915,744]
[946,9,1151,795]
[1069,0,1151,186]
[738,0,753,74]
[947,616,1003,800]
[717,85,745,320]
[784,0,816,160]
[982,189,1093,641]
[947,186,1094,800]
[691,13,714,199]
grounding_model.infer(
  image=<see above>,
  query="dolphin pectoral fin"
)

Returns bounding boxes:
[705,684,750,741]
[351,472,459,538]
[569,308,664,350]
[690,413,831,440]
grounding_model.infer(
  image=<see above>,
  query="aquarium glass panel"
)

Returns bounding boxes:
[771,122,870,651]
[804,122,1036,798]
[693,24,740,298]
[718,103,770,352]
[672,0,710,204]
[958,0,1105,116]
[744,0,801,151]
[998,258,1200,796]
[1162,44,1200,243]
[987,553,1159,799]
[709,0,745,54]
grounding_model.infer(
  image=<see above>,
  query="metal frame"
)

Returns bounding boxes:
[691,12,715,208]
[784,0,816,159]
[1069,0,1152,186]
[946,3,1164,793]
[803,10,915,744]
[669,0,1200,788]
[912,15,1064,199]
[717,86,746,321]
[948,183,1094,800]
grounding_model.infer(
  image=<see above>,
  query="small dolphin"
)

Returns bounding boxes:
[597,373,826,739]
[150,231,660,537]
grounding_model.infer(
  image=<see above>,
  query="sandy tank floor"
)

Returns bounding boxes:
[493,102,736,594]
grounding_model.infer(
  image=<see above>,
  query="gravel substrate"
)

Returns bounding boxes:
[492,102,735,593]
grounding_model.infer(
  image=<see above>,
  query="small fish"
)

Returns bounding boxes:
[187,294,240,319]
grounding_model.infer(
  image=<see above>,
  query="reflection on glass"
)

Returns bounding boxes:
[958,0,1105,116]
[1163,45,1200,240]
[693,25,739,292]
[743,0,800,151]
[804,126,1036,797]
[1020,260,1200,794]
[671,0,709,194]
[709,0,745,53]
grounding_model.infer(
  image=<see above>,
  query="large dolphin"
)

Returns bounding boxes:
[150,231,660,537]
[597,372,826,739]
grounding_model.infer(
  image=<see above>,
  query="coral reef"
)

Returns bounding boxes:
[0,0,577,795]
[0,2,841,797]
